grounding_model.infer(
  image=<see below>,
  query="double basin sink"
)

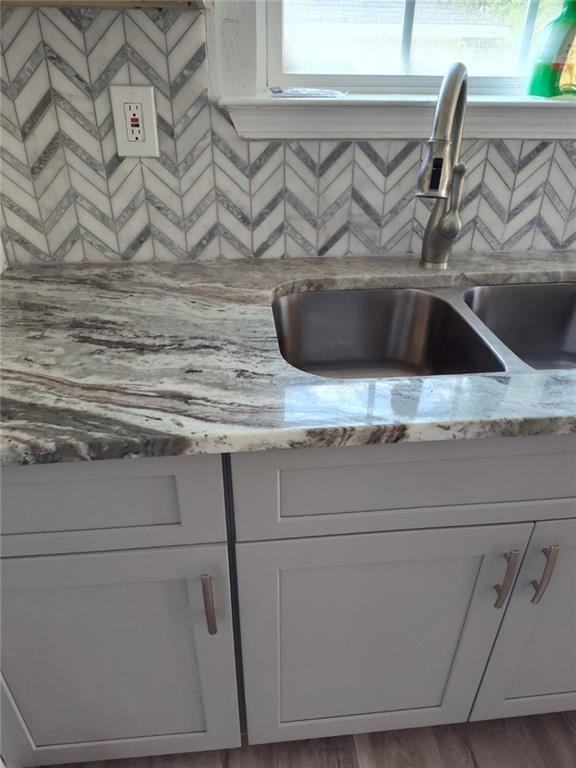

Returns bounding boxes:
[272,283,576,379]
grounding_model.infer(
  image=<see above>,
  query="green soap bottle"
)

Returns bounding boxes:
[527,0,576,97]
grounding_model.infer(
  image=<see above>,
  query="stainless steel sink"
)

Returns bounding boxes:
[272,288,505,379]
[464,283,576,370]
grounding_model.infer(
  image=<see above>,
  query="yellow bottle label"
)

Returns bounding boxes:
[558,34,576,91]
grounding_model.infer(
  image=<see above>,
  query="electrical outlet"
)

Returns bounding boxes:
[124,102,145,142]
[110,85,159,158]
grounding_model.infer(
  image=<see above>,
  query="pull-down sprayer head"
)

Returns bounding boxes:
[417,63,468,200]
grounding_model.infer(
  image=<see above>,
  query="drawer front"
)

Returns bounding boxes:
[232,435,576,541]
[2,455,226,556]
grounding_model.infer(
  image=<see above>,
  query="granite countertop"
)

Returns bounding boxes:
[1,251,576,466]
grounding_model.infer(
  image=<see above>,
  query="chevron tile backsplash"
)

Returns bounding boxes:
[1,7,575,265]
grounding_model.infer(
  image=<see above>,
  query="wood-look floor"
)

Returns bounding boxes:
[44,712,576,768]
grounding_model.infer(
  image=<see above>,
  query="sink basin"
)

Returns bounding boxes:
[464,283,576,370]
[272,289,505,379]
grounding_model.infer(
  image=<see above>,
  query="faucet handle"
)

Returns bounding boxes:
[437,162,467,242]
[447,162,467,216]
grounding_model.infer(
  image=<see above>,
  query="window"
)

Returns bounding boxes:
[267,0,564,95]
[211,0,576,139]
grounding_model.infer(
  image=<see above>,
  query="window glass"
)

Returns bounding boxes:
[282,0,563,78]
[410,0,528,77]
[283,0,405,75]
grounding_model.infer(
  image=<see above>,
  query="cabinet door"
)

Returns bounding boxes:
[471,518,576,721]
[1,546,240,767]
[237,523,532,744]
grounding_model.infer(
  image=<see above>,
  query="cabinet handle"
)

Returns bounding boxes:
[201,574,218,635]
[494,550,521,608]
[530,545,559,605]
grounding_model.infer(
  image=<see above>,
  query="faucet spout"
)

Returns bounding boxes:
[417,63,468,270]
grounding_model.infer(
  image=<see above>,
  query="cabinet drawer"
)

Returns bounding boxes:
[1,455,226,556]
[232,435,576,541]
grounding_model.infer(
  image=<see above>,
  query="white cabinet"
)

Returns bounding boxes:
[3,436,575,760]
[472,518,576,720]
[237,523,533,744]
[1,545,240,767]
[233,436,576,744]
[0,455,240,767]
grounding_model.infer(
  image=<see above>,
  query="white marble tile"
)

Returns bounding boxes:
[39,9,86,51]
[1,7,34,51]
[4,207,47,253]
[4,9,41,81]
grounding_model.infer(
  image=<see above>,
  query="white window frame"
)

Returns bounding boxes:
[207,0,576,139]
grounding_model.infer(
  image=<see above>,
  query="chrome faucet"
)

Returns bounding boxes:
[417,63,468,270]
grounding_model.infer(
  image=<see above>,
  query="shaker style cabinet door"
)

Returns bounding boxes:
[1,546,240,767]
[471,518,576,720]
[237,523,533,744]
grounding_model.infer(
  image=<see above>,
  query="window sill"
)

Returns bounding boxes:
[219,94,576,140]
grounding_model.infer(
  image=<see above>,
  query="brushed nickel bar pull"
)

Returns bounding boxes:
[494,550,521,609]
[531,545,559,605]
[201,574,218,635]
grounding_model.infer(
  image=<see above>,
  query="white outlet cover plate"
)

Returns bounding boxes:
[110,85,159,158]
